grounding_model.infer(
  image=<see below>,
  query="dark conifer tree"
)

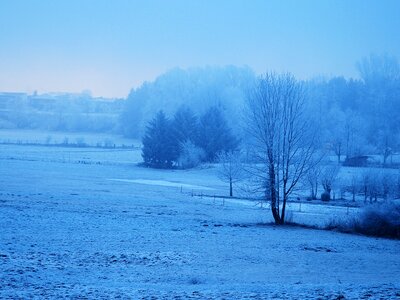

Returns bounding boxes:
[172,105,199,145]
[142,111,178,168]
[196,106,239,162]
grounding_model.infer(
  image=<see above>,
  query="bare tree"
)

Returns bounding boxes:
[376,128,393,167]
[368,173,380,203]
[360,169,371,203]
[331,138,343,164]
[325,107,345,164]
[306,160,322,200]
[217,151,243,197]
[320,165,340,201]
[347,174,359,202]
[246,72,317,224]
[360,168,381,203]
[380,171,392,201]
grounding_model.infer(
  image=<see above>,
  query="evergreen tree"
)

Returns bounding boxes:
[142,111,178,168]
[172,105,198,144]
[196,106,239,162]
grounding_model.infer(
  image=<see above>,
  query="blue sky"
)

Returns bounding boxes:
[0,0,399,97]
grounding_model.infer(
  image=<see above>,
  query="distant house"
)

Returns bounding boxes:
[343,155,369,167]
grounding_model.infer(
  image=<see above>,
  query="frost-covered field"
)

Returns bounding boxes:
[1,144,399,299]
[0,129,138,148]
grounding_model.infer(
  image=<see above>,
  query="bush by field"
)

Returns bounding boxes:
[326,202,400,239]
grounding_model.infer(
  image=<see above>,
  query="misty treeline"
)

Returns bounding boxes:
[0,92,124,132]
[121,66,253,139]
[309,54,400,166]
[124,54,400,168]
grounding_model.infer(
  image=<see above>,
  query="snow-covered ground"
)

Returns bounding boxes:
[0,129,139,148]
[1,144,399,298]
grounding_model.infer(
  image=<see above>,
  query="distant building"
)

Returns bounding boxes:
[343,155,370,167]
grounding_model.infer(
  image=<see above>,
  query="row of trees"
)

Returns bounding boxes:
[141,70,400,225]
[133,55,400,225]
[310,54,400,165]
[307,165,400,203]
[142,106,238,169]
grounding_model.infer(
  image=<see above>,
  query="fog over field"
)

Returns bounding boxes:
[1,1,400,299]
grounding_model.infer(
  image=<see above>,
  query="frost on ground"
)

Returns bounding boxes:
[109,178,215,191]
[0,145,399,299]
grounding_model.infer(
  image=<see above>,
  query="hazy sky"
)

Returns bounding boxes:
[0,0,399,97]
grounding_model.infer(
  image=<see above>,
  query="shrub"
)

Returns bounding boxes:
[321,191,330,201]
[326,202,400,239]
[177,141,205,169]
[356,203,400,238]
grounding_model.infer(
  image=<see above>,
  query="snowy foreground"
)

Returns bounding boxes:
[1,145,399,299]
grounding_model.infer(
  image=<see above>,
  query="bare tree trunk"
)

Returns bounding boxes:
[229,177,233,197]
[346,126,350,159]
[269,163,281,224]
[281,195,288,224]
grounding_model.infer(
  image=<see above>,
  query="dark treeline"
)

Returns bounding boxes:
[142,106,238,168]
